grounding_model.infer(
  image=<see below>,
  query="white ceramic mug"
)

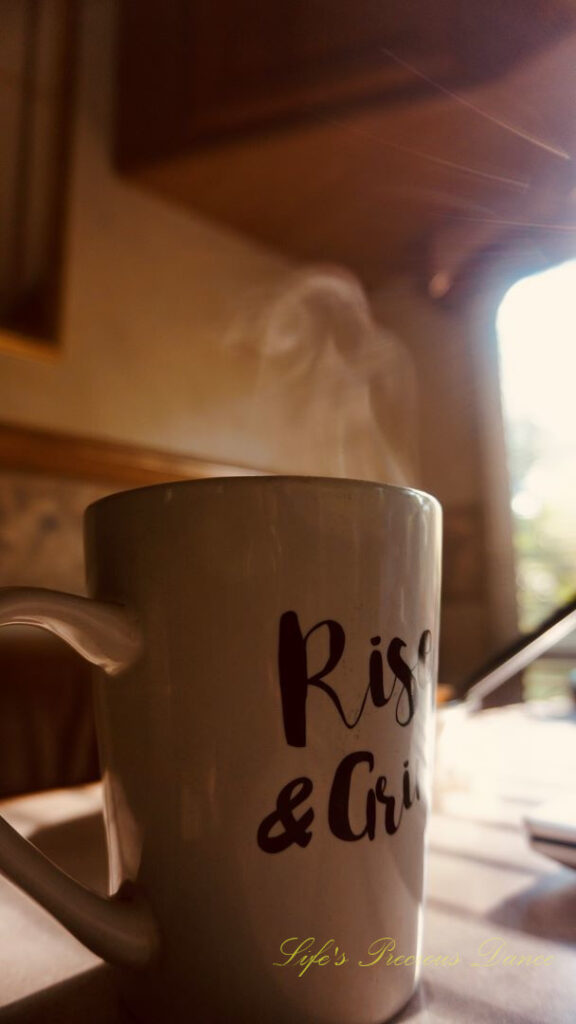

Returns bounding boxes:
[0,477,441,1023]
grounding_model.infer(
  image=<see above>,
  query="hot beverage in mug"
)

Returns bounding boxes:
[0,477,441,1023]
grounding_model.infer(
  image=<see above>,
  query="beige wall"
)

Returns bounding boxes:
[0,0,420,484]
[371,277,517,689]
[0,0,290,466]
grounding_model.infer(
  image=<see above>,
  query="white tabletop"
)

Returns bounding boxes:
[0,704,575,1022]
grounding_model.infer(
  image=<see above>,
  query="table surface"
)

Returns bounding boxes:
[0,704,575,1023]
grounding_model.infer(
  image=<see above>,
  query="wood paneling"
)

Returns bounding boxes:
[0,420,266,486]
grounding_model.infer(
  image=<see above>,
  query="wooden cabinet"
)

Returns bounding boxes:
[115,0,576,285]
[116,0,469,159]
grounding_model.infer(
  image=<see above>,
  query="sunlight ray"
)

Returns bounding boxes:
[381,47,571,161]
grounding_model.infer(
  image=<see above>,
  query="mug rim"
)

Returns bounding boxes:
[85,475,441,517]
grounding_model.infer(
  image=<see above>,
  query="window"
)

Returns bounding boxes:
[497,261,576,700]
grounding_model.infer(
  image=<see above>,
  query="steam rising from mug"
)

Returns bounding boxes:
[225,267,418,485]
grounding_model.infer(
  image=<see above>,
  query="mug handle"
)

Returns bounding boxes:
[0,587,160,968]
